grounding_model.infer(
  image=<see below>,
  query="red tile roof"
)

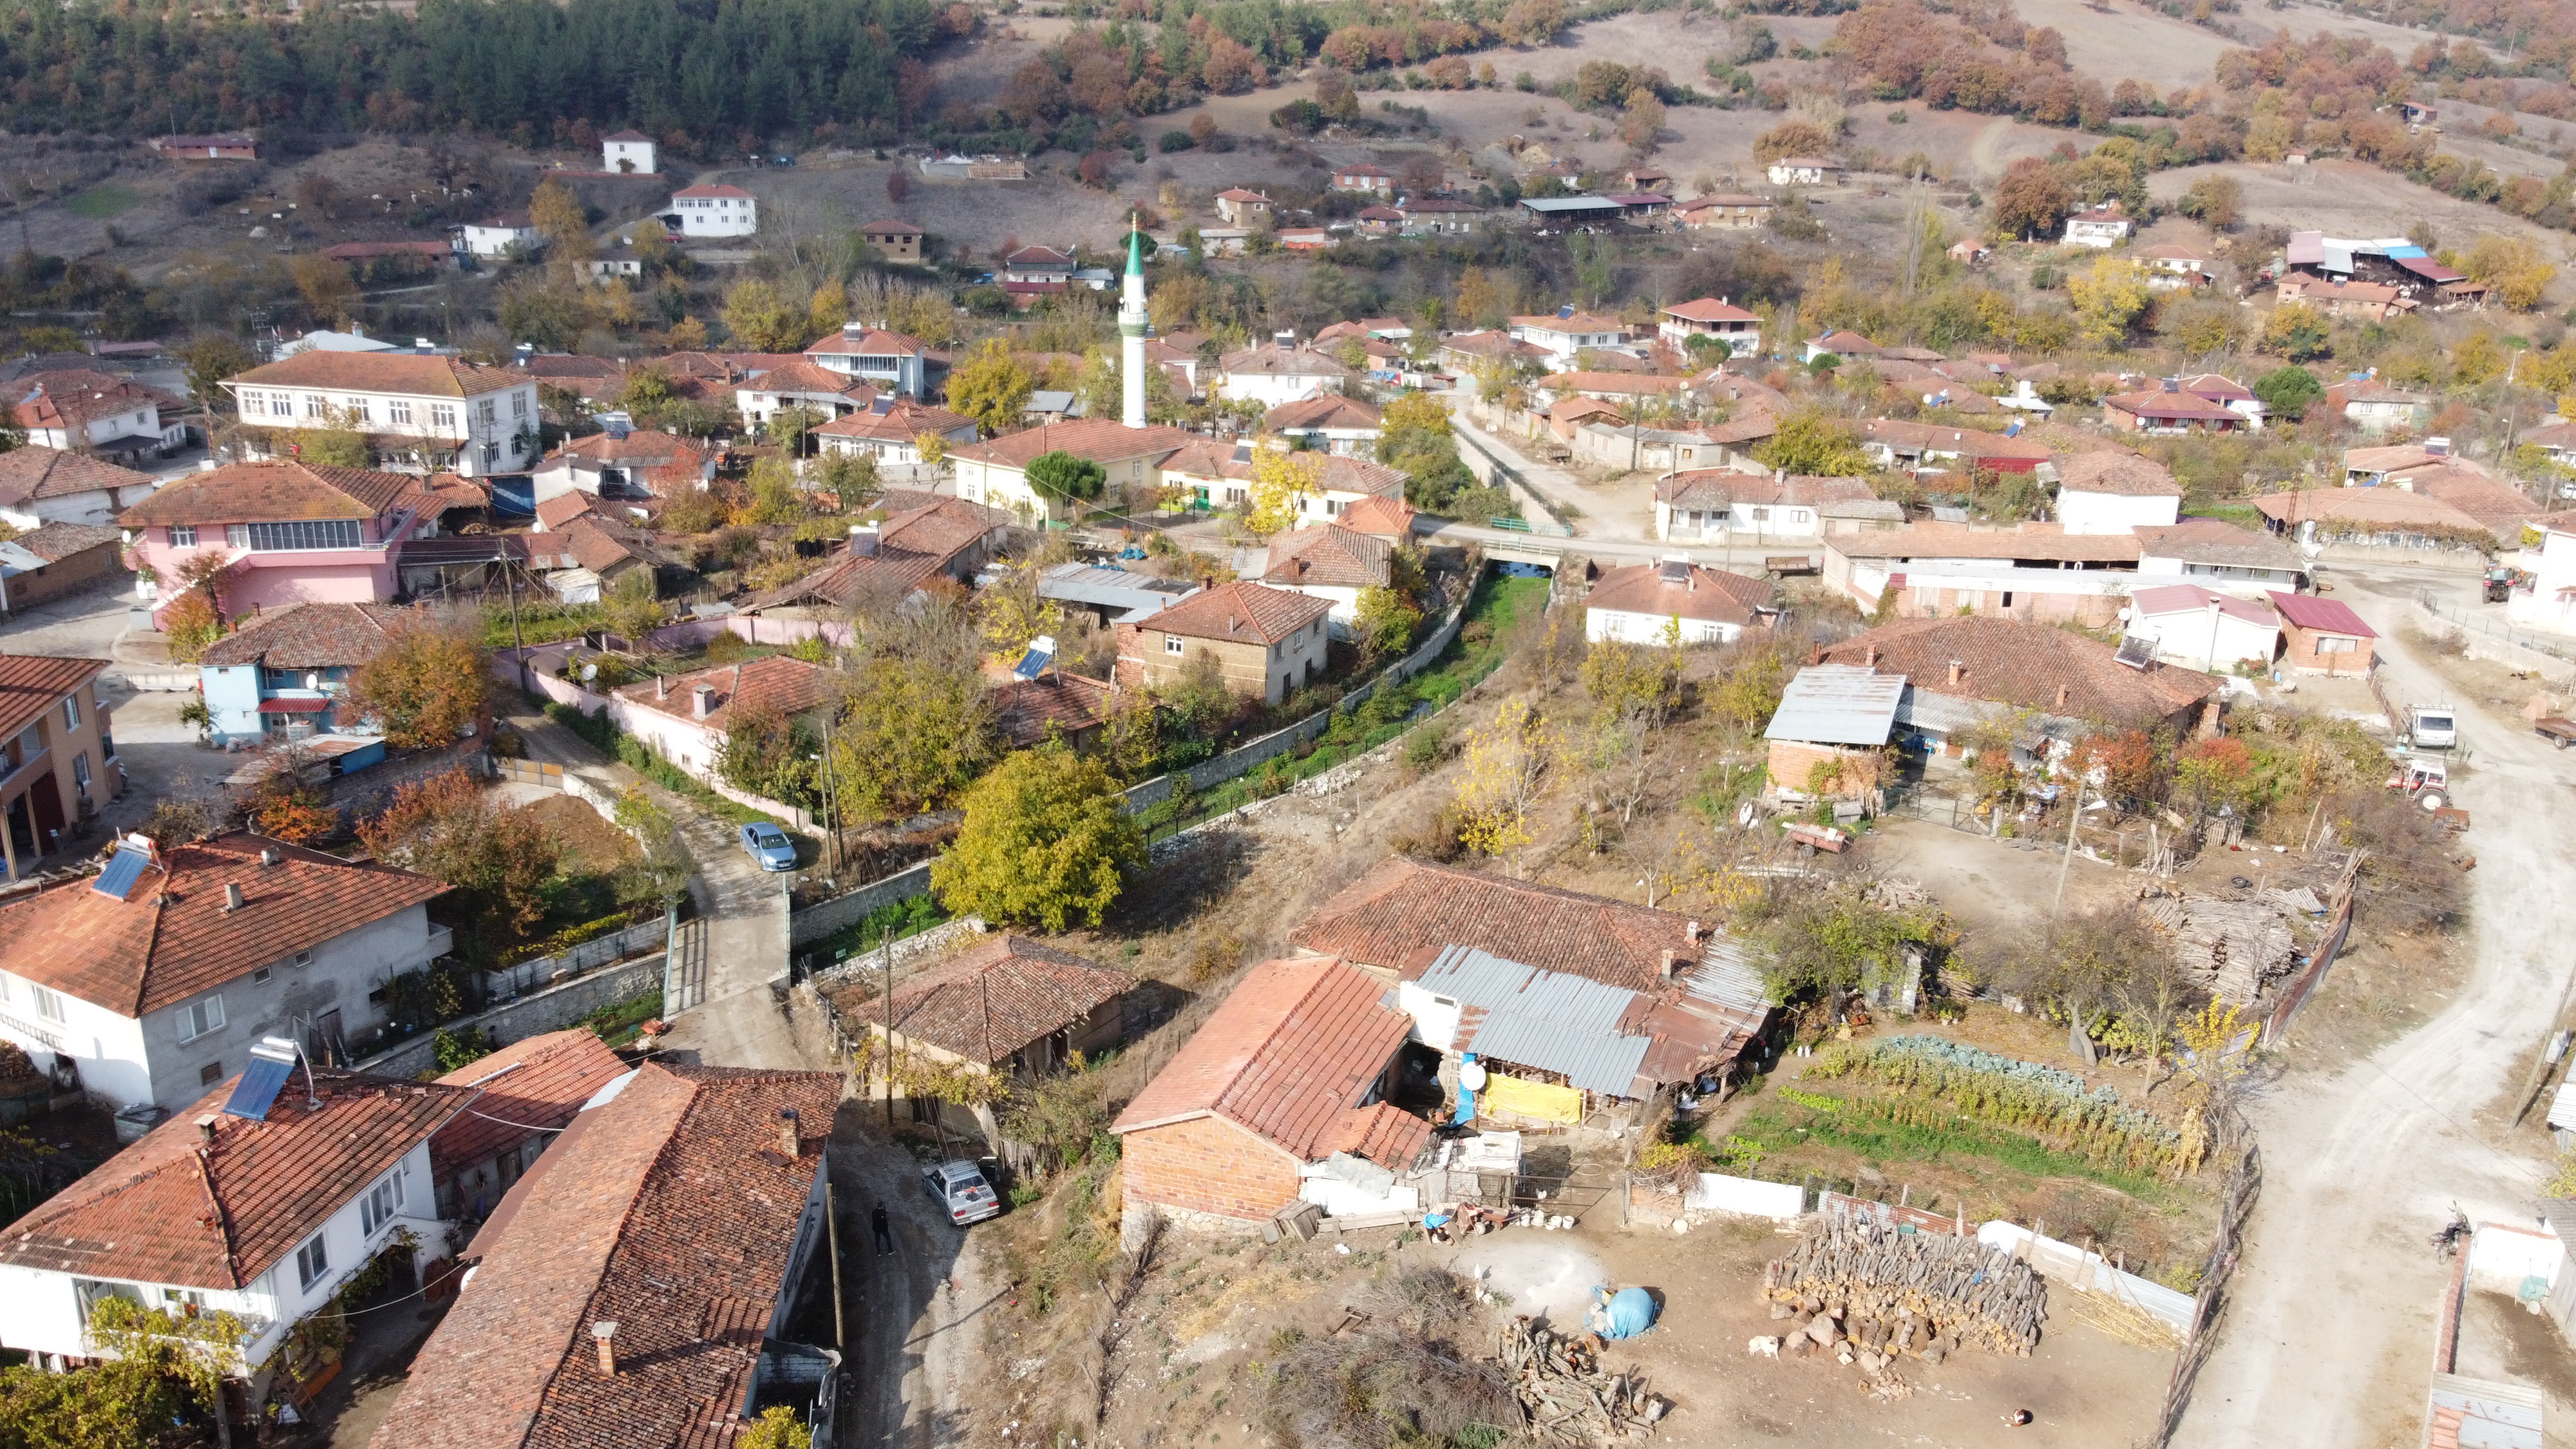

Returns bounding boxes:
[368,1064,841,1449]
[1142,580,1331,646]
[2054,450,2182,497]
[804,328,929,359]
[533,491,603,530]
[734,357,877,399]
[1112,955,1428,1168]
[230,351,524,397]
[1818,616,2223,723]
[1265,393,1383,432]
[10,370,178,433]
[553,429,708,468]
[1584,562,1773,626]
[2267,590,2378,638]
[850,934,1133,1065]
[0,444,153,506]
[0,652,107,743]
[1220,343,1354,379]
[0,1068,473,1289]
[12,520,120,563]
[2103,390,2243,423]
[197,600,414,668]
[1316,455,1410,501]
[1864,419,2056,462]
[0,831,448,1016]
[118,460,415,527]
[989,669,1115,750]
[429,1030,630,1187]
[1334,496,1417,538]
[812,399,975,443]
[672,183,753,199]
[1547,372,1687,396]
[2131,518,2302,571]
[1663,298,1761,323]
[1264,524,1391,589]
[949,419,1191,470]
[1289,858,1703,994]
[612,654,835,732]
[746,495,1007,610]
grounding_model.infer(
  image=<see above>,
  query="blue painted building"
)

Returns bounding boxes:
[194,601,410,746]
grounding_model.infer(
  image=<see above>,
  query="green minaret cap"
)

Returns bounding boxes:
[1127,215,1144,275]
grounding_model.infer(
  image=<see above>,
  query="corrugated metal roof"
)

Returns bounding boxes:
[2548,1083,2576,1132]
[1766,664,1906,745]
[2427,1373,2543,1449]
[1685,937,1779,1018]
[1417,945,1653,1095]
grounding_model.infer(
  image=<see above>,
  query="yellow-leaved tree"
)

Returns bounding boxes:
[2066,254,2154,350]
[1453,698,1561,876]
[1247,442,1327,535]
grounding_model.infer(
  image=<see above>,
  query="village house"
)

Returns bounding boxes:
[732,357,879,428]
[1674,194,1773,231]
[2277,276,2412,320]
[1766,156,1843,185]
[2133,518,2307,591]
[119,462,474,627]
[990,665,1117,753]
[2327,379,2436,435]
[2508,511,2576,636]
[510,351,625,404]
[1507,309,1628,372]
[813,395,979,464]
[195,600,412,745]
[1658,298,1763,358]
[1818,616,2223,757]
[459,215,540,259]
[1330,162,1394,194]
[322,240,458,278]
[531,426,715,506]
[1803,330,1884,363]
[668,182,757,237]
[426,1027,625,1220]
[2127,584,2282,673]
[1258,523,1392,633]
[2282,230,2487,308]
[2101,383,2247,435]
[1762,663,1904,801]
[224,352,539,477]
[0,832,448,1113]
[751,493,1009,613]
[1113,954,1434,1227]
[2269,589,2378,675]
[1114,580,1332,704]
[0,654,118,880]
[2251,487,2494,561]
[2139,244,2209,289]
[601,129,658,174]
[368,1063,845,1449]
[1437,330,1553,376]
[150,133,258,161]
[860,218,925,263]
[1216,343,1352,408]
[1823,522,2151,627]
[803,321,934,397]
[1396,196,1485,235]
[2053,450,2183,534]
[1215,189,1274,226]
[950,419,1192,526]
[0,446,157,530]
[2062,201,2136,248]
[2176,372,2266,430]
[0,1061,467,1414]
[852,935,1138,1147]
[1651,469,1875,545]
[1296,455,1412,528]
[1264,393,1382,455]
[0,524,124,615]
[1859,419,2054,476]
[606,655,836,782]
[1332,495,1417,542]
[1355,204,1406,238]
[10,370,187,466]
[1584,559,1774,645]
[2521,420,2576,468]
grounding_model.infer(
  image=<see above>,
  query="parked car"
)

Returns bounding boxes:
[922,1159,1002,1226]
[739,821,797,871]
[2410,706,2458,751]
[2537,717,2576,750]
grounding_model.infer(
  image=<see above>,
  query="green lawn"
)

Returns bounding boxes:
[62,184,140,218]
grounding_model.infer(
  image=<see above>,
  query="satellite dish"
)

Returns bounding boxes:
[1458,1061,1488,1092]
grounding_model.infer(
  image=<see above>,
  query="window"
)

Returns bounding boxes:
[243,520,365,551]
[176,996,224,1043]
[200,1061,223,1086]
[482,442,500,467]
[2318,635,2357,654]
[303,393,327,419]
[430,404,457,430]
[294,1233,329,1290]
[290,949,313,969]
[477,399,496,426]
[360,1169,405,1233]
[61,696,77,730]
[251,965,272,985]
[71,752,89,791]
[269,393,292,419]
[512,391,529,419]
[225,524,249,549]
[388,400,413,425]
[346,397,372,423]
[1163,635,1184,656]
[30,984,63,1022]
[169,525,196,547]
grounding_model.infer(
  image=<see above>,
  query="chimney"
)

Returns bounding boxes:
[1946,659,1965,688]
[196,1114,218,1145]
[592,1321,619,1376]
[1685,919,1702,944]
[658,674,670,700]
[777,1108,802,1157]
[2054,683,2069,709]
[1864,644,1879,667]
[692,685,716,718]
[260,847,280,867]
[1660,949,1680,981]
[223,882,245,912]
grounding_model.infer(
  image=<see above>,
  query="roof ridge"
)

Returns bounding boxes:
[130,882,168,1016]
[193,1145,244,1288]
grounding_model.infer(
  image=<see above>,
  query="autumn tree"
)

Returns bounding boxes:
[1619,87,1667,153]
[1455,267,1503,328]
[358,769,562,956]
[931,746,1144,931]
[2465,234,2557,311]
[1498,0,1567,45]
[945,339,1037,435]
[349,620,490,749]
[1989,157,2073,241]
[2067,254,2153,350]
[1246,443,1326,534]
[1453,698,1561,875]
[530,176,594,261]
[829,597,994,822]
[176,332,254,416]
[721,277,810,352]
[1354,585,1422,659]
[1752,408,1873,476]
[715,696,819,806]
[2177,174,2242,229]
[1025,450,1108,515]
[2253,363,2324,420]
[290,254,359,327]
[2260,303,2331,361]
[1752,119,1833,166]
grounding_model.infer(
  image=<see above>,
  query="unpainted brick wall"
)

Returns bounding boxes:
[1121,1115,1300,1222]
[1764,739,1882,794]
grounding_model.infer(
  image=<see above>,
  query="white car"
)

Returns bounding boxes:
[922,1159,1002,1226]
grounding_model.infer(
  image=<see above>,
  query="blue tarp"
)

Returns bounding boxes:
[1600,1287,1655,1340]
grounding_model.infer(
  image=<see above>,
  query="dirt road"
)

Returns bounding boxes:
[2177,565,2572,1448]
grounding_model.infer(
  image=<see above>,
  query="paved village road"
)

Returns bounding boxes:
[2177,567,2576,1448]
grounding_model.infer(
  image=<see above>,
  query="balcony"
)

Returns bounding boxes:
[0,744,52,800]
[426,923,455,962]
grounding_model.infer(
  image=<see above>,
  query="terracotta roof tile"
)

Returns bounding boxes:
[949,419,1191,470]
[10,370,179,433]
[612,655,834,732]
[804,327,929,358]
[747,496,1006,611]
[1289,858,1703,994]
[197,600,415,668]
[2131,518,2302,571]
[1263,524,1391,590]
[11,520,121,563]
[989,670,1115,750]
[1142,580,1331,646]
[812,399,975,443]
[1265,395,1382,432]
[0,831,447,1016]
[1220,343,1352,379]
[1584,561,1772,626]
[118,460,416,527]
[368,1064,842,1449]
[553,429,708,468]
[2055,450,2182,497]
[1654,470,1873,509]
[837,935,1133,1065]
[0,445,155,506]
[0,653,108,749]
[1864,419,2056,462]
[1112,956,1425,1166]
[533,491,603,530]
[230,351,524,397]
[734,358,877,399]
[1335,497,1418,538]
[428,1030,629,1186]
[1828,522,2143,564]
[1316,455,1408,501]
[1818,616,2222,723]
[0,1068,473,1289]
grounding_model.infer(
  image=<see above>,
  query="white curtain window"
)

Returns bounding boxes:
[295,1233,329,1290]
[360,1169,406,1233]
[176,996,224,1043]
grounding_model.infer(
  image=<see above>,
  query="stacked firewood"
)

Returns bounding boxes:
[1495,1318,1667,1443]
[1761,1215,2047,1359]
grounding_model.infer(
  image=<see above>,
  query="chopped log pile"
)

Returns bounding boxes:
[1495,1318,1667,1443]
[2136,890,2298,1005]
[1760,1215,2048,1363]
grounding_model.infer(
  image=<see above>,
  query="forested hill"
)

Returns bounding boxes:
[0,0,949,144]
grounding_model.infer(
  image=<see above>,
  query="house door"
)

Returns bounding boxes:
[27,779,63,858]
[314,1009,344,1066]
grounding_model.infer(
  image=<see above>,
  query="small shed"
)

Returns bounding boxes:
[2268,590,2378,676]
[1763,663,1905,798]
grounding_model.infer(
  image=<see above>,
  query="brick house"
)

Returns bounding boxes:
[1113,954,1432,1227]
[0,524,126,614]
[1582,559,1775,645]
[426,1028,627,1220]
[1815,616,2225,756]
[368,1063,845,1449]
[860,218,925,263]
[1114,581,1331,704]
[1762,663,1904,799]
[2268,590,2378,675]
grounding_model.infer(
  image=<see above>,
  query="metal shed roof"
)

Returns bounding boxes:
[1416,945,1653,1096]
[1765,664,1906,746]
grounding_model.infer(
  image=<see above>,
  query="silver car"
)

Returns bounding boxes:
[922,1159,1001,1226]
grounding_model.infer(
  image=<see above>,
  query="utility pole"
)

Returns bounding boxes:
[881,927,895,1133]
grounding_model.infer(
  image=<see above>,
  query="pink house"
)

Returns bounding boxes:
[117,461,475,627]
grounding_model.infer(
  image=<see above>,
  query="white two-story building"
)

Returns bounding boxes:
[10,370,188,468]
[601,129,658,175]
[0,1054,467,1401]
[669,183,757,237]
[802,323,933,399]
[223,352,540,476]
[0,832,449,1115]
[1508,310,1627,372]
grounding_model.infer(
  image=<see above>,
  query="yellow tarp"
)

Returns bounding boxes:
[1481,1072,1582,1124]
